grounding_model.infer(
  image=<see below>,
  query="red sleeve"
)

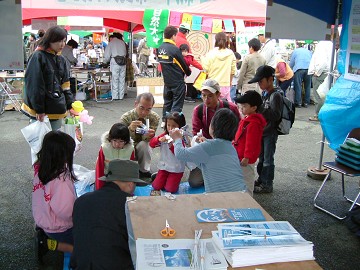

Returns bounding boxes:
[192,105,203,136]
[95,147,105,190]
[149,132,167,148]
[189,56,203,70]
[130,150,136,161]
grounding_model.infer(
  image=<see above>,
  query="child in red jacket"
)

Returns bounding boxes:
[149,111,186,193]
[179,44,203,70]
[233,91,266,196]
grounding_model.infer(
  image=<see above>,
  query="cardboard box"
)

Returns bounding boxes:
[136,77,164,108]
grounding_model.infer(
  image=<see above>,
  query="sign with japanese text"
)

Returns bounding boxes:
[202,17,212,33]
[143,9,170,48]
[192,15,202,31]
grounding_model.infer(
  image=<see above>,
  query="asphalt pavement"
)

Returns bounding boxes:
[0,87,359,269]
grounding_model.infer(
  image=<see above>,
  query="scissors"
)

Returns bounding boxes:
[160,220,176,237]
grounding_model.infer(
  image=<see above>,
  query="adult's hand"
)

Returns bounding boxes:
[169,129,182,141]
[145,129,156,138]
[129,120,143,132]
[36,113,46,122]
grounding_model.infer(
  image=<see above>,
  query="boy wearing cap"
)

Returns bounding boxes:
[71,160,147,269]
[248,65,283,193]
[233,91,266,196]
[190,78,240,187]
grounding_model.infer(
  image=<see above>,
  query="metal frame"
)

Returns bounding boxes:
[0,78,22,113]
[314,162,360,220]
[91,71,112,102]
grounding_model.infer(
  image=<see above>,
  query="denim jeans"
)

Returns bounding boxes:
[257,132,278,188]
[293,69,311,106]
[278,77,293,96]
[230,85,237,103]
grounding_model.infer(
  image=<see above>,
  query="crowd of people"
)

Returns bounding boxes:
[24,24,335,269]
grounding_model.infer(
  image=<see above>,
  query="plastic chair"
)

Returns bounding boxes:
[314,128,360,219]
[91,71,112,102]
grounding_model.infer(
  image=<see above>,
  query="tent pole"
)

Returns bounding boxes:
[307,0,340,180]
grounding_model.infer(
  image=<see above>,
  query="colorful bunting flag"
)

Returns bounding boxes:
[143,9,170,48]
[212,19,223,33]
[182,13,193,26]
[224,19,234,32]
[202,17,212,33]
[169,11,182,26]
[192,15,202,31]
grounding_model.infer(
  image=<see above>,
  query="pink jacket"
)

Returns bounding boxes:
[32,172,76,233]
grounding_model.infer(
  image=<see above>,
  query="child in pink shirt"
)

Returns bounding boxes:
[32,131,77,254]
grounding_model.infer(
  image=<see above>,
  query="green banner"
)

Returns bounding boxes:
[142,9,169,48]
[123,31,130,43]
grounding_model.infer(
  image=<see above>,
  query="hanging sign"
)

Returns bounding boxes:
[143,9,170,48]
[192,15,202,31]
[182,13,193,26]
[212,19,223,33]
[92,33,102,44]
[202,17,212,33]
[224,19,234,33]
[169,11,182,26]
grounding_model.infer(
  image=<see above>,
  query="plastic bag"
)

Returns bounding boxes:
[21,118,51,165]
[73,164,95,197]
[317,75,330,99]
[64,117,83,153]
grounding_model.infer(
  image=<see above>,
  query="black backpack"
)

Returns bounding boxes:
[197,99,229,120]
[274,90,296,135]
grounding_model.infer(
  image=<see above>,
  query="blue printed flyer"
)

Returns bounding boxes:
[195,208,266,223]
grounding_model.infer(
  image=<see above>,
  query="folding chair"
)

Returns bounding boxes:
[0,77,22,113]
[91,71,112,102]
[314,128,360,219]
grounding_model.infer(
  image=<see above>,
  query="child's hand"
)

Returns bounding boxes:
[196,136,206,143]
[145,128,156,138]
[240,158,249,167]
[159,137,167,142]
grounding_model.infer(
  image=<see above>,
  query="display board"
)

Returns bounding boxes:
[0,0,24,70]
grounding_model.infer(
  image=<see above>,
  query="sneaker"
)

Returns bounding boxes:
[139,170,152,178]
[254,184,273,194]
[302,103,308,108]
[295,104,302,108]
[309,115,319,121]
[34,227,49,264]
[150,172,158,182]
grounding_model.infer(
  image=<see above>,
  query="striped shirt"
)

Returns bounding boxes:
[174,138,246,193]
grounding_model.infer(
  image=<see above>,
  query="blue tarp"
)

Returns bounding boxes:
[319,0,360,150]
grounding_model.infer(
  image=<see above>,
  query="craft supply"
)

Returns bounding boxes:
[190,229,203,269]
[160,220,176,238]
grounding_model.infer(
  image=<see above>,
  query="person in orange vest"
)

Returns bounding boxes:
[275,57,294,95]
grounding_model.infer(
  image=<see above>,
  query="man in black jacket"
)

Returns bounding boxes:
[71,160,147,270]
[157,25,191,124]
